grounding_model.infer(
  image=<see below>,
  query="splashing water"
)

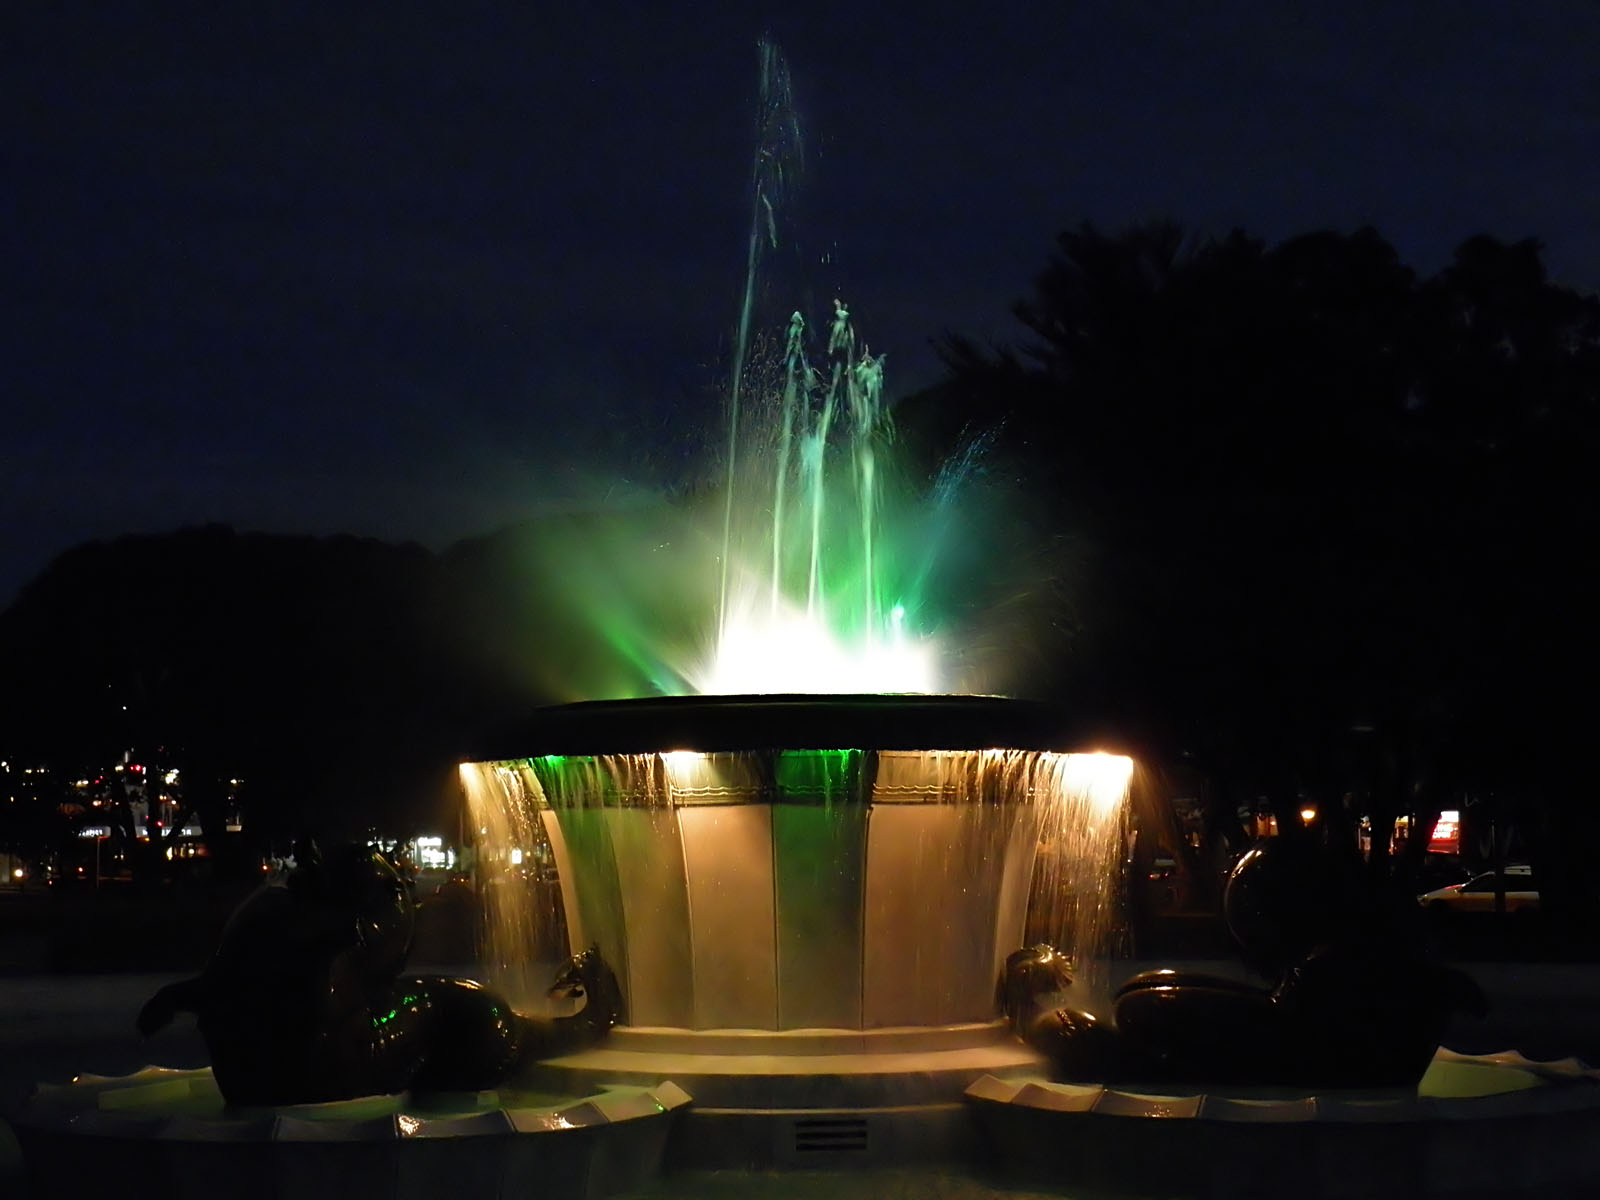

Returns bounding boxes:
[483,38,1052,702]
[702,295,938,693]
[707,38,937,694]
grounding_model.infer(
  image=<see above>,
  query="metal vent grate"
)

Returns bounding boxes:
[792,1115,869,1154]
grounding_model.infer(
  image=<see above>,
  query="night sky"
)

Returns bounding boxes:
[7,0,1599,603]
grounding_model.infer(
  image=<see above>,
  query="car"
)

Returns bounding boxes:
[1413,851,1474,895]
[1418,866,1539,913]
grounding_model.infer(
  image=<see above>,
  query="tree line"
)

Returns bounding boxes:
[904,224,1600,909]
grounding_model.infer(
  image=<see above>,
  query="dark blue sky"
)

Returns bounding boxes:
[6,0,1599,602]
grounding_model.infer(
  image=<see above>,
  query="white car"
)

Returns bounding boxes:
[1418,866,1539,913]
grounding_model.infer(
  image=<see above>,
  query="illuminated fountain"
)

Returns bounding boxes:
[441,46,1600,1188]
[441,43,1142,1166]
[461,696,1133,1165]
[13,37,1600,1200]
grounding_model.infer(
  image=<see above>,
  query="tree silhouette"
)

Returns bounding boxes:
[0,527,466,872]
[907,223,1600,905]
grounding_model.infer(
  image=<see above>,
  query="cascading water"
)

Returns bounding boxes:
[458,761,565,1011]
[463,743,1132,1021]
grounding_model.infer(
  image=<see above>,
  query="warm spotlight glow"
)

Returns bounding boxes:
[1300,806,1318,824]
[700,607,936,695]
[660,749,704,785]
[1058,751,1136,818]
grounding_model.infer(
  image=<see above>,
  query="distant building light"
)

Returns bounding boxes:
[411,836,451,869]
[78,826,111,839]
[510,848,524,865]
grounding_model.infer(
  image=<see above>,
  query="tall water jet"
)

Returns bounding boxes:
[467,37,1037,700]
[704,35,925,696]
[719,36,803,643]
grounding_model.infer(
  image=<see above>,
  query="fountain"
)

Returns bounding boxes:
[10,35,1600,1200]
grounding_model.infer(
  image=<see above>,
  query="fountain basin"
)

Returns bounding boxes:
[965,1048,1600,1198]
[8,1065,689,1200]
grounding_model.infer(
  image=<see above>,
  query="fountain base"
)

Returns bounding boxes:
[8,1065,690,1200]
[529,1022,1045,1168]
[966,1048,1600,1198]
[12,1047,1600,1194]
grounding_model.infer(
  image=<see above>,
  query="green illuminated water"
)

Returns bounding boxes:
[485,37,1058,703]
[706,38,927,694]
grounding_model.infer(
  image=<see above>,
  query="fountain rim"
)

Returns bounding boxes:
[469,693,1135,761]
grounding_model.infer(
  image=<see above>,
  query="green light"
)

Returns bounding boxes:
[775,748,863,799]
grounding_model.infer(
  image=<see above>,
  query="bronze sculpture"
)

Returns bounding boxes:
[138,842,621,1105]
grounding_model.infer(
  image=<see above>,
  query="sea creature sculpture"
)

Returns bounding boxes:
[1003,837,1487,1087]
[137,842,621,1105]
[995,944,1074,1029]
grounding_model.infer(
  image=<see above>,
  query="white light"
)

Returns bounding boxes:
[510,848,524,865]
[661,750,705,790]
[11,869,22,879]
[700,607,936,695]
[1058,752,1135,818]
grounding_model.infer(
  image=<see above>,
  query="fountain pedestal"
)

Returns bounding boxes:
[533,1023,1044,1168]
